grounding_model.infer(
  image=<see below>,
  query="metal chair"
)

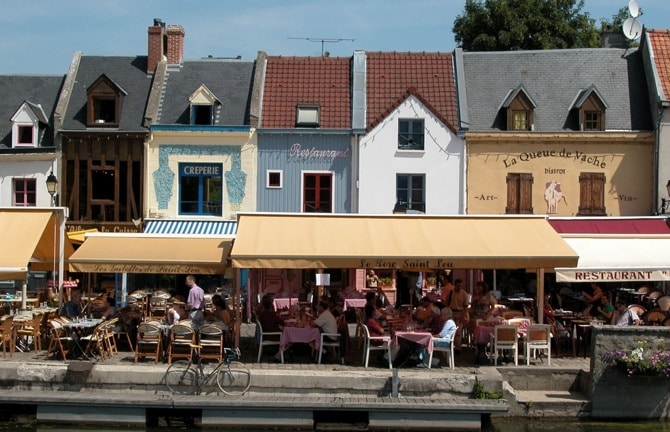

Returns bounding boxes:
[256,319,283,363]
[491,325,518,366]
[525,324,551,365]
[361,324,392,369]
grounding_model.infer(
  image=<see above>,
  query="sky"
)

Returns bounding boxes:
[1,0,668,75]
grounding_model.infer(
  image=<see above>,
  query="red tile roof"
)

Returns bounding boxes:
[366,52,458,132]
[648,30,670,100]
[262,56,351,129]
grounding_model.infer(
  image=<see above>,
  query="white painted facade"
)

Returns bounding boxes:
[0,158,58,207]
[358,95,465,214]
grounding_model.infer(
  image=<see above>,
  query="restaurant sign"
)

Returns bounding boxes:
[74,263,223,275]
[556,269,670,282]
[359,258,453,270]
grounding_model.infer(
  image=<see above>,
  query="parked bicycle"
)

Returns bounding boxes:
[164,344,251,396]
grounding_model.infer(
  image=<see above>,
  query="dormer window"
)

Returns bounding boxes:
[296,104,320,127]
[189,84,220,125]
[86,74,126,127]
[571,85,607,131]
[11,101,47,148]
[501,85,537,131]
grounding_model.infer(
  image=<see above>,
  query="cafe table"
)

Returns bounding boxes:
[343,298,367,311]
[273,298,299,311]
[279,321,321,363]
[394,330,434,357]
[62,318,104,359]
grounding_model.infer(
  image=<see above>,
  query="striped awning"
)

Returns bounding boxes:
[143,219,237,236]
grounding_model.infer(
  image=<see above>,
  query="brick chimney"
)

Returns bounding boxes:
[147,18,166,74]
[147,19,185,74]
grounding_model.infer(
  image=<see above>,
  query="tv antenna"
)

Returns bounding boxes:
[288,37,355,56]
[622,0,643,41]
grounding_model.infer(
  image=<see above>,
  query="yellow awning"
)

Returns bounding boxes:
[0,208,74,280]
[231,213,579,270]
[68,233,233,274]
[67,228,99,244]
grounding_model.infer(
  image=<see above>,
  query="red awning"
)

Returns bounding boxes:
[548,217,670,235]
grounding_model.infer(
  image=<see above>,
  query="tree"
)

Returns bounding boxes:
[453,0,601,51]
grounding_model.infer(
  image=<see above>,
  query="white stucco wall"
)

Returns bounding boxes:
[358,96,464,214]
[658,115,670,213]
[0,159,58,207]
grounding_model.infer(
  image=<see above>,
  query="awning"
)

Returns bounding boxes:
[231,213,578,270]
[69,233,233,274]
[144,219,237,235]
[0,209,74,280]
[67,229,99,244]
[555,236,670,282]
[549,216,670,235]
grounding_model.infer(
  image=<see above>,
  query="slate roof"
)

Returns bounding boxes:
[0,75,65,149]
[646,29,670,101]
[261,56,351,129]
[61,56,153,132]
[461,48,652,132]
[366,52,458,132]
[157,60,256,125]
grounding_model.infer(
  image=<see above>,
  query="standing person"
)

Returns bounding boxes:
[444,279,469,352]
[367,269,380,289]
[439,274,455,303]
[185,275,205,329]
[581,282,604,317]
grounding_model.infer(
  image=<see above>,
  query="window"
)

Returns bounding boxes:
[13,178,36,207]
[17,126,33,145]
[191,104,213,125]
[303,173,332,212]
[179,163,223,216]
[86,75,124,127]
[584,111,602,131]
[578,172,606,215]
[506,173,533,214]
[396,174,425,213]
[296,105,320,127]
[512,111,528,131]
[266,170,283,188]
[502,86,535,131]
[398,119,425,150]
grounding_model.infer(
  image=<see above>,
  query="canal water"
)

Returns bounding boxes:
[0,420,668,432]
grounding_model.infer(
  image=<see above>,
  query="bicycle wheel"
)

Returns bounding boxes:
[165,361,198,395]
[216,362,251,396]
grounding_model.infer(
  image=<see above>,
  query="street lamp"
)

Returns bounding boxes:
[46,171,58,207]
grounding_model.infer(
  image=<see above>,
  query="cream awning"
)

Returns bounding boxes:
[555,236,670,282]
[230,213,578,270]
[69,233,233,274]
[0,209,74,280]
[67,228,99,244]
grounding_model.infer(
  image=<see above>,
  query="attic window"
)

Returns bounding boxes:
[191,104,213,125]
[572,85,607,131]
[188,84,219,126]
[296,105,320,127]
[506,98,533,131]
[14,125,35,147]
[398,119,425,150]
[86,75,125,127]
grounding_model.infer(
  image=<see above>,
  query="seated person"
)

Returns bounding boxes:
[414,296,440,327]
[101,296,118,320]
[613,301,641,326]
[418,307,457,368]
[167,296,187,325]
[594,295,614,323]
[256,295,285,361]
[60,287,83,319]
[312,300,338,338]
[364,303,386,340]
[211,295,233,330]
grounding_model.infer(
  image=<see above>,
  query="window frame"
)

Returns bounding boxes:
[266,170,283,189]
[190,104,214,125]
[178,162,224,216]
[397,119,425,151]
[302,171,333,213]
[505,173,534,214]
[13,178,37,207]
[506,96,533,131]
[86,76,122,127]
[578,93,606,131]
[396,173,426,213]
[296,104,320,127]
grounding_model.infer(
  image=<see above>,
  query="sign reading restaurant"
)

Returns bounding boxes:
[556,269,670,282]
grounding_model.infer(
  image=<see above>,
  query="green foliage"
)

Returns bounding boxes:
[471,377,503,399]
[453,0,601,51]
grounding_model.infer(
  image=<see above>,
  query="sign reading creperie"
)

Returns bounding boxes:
[556,269,670,282]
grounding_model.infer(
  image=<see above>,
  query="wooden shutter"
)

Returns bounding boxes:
[506,173,533,214]
[578,172,606,215]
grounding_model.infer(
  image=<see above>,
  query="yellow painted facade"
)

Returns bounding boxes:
[466,132,655,216]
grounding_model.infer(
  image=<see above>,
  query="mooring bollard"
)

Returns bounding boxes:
[391,368,399,398]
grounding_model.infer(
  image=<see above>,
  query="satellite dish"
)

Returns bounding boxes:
[628,0,640,18]
[623,17,642,40]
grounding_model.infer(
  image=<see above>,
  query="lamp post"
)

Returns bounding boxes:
[45,171,58,207]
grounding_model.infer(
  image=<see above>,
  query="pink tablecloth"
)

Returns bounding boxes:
[474,318,532,345]
[280,326,321,351]
[343,298,367,311]
[394,331,434,355]
[273,298,299,311]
